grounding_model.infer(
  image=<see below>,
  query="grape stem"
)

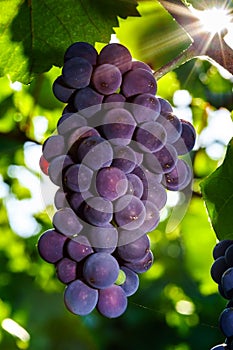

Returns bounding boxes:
[154,0,233,78]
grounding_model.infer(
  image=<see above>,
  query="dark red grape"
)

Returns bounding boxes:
[39,154,49,175]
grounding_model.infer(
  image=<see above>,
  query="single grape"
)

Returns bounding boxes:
[219,308,233,338]
[66,235,94,262]
[92,64,122,95]
[103,93,126,109]
[37,229,67,263]
[126,173,144,198]
[83,196,113,226]
[117,234,150,262]
[162,159,190,191]
[141,174,167,210]
[39,154,49,175]
[83,252,120,289]
[131,60,152,72]
[131,94,161,122]
[64,279,98,316]
[158,97,173,115]
[221,267,233,299]
[173,119,196,155]
[122,68,157,97]
[67,191,93,215]
[97,285,128,318]
[112,145,137,174]
[210,256,228,284]
[42,135,65,161]
[114,194,146,230]
[141,200,160,232]
[48,154,74,187]
[52,75,76,103]
[98,43,132,73]
[57,112,87,135]
[144,143,178,174]
[67,126,100,157]
[77,136,113,170]
[64,41,98,65]
[103,108,136,146]
[96,166,128,201]
[131,164,163,185]
[56,257,77,284]
[124,250,154,273]
[54,188,69,209]
[225,244,233,267]
[62,57,93,89]
[52,207,83,237]
[213,240,233,260]
[84,223,118,253]
[73,87,104,113]
[120,266,139,297]
[134,121,167,153]
[63,164,93,193]
[156,112,182,144]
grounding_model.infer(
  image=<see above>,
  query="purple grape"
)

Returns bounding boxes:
[73,87,104,112]
[103,93,126,109]
[97,285,128,318]
[221,267,233,299]
[62,57,93,89]
[84,223,118,253]
[126,173,144,198]
[56,258,77,284]
[52,207,83,237]
[112,145,136,174]
[77,136,113,170]
[117,234,150,262]
[64,41,98,65]
[124,250,154,273]
[213,240,233,260]
[121,68,157,97]
[67,191,93,215]
[156,112,182,144]
[98,43,132,74]
[67,126,100,155]
[141,174,167,210]
[114,195,146,230]
[48,154,74,186]
[57,112,87,135]
[225,244,233,266]
[66,235,94,262]
[131,164,162,185]
[103,108,136,146]
[96,166,128,201]
[162,159,190,191]
[63,164,93,193]
[144,143,178,174]
[176,161,192,190]
[92,64,122,95]
[134,121,167,153]
[131,94,161,122]
[54,188,69,209]
[210,256,228,284]
[83,196,113,226]
[52,76,76,103]
[42,135,65,161]
[120,266,139,297]
[219,307,233,337]
[131,60,152,72]
[141,200,160,232]
[173,119,196,154]
[37,229,67,263]
[64,279,98,316]
[83,252,119,289]
[158,97,173,115]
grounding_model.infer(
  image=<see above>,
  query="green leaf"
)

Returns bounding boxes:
[0,0,139,84]
[200,138,233,240]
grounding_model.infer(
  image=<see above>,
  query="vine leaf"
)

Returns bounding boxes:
[200,138,233,241]
[0,0,139,84]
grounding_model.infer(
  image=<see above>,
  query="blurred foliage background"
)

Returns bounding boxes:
[0,1,233,349]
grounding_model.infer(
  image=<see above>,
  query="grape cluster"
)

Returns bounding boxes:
[210,240,233,349]
[38,41,196,318]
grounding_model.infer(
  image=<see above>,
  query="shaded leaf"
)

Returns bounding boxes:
[200,138,233,240]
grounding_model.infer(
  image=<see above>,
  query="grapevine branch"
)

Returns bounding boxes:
[155,0,233,78]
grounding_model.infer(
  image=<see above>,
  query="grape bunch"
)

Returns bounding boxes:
[210,240,233,349]
[38,41,196,318]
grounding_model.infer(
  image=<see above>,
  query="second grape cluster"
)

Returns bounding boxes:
[38,41,196,318]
